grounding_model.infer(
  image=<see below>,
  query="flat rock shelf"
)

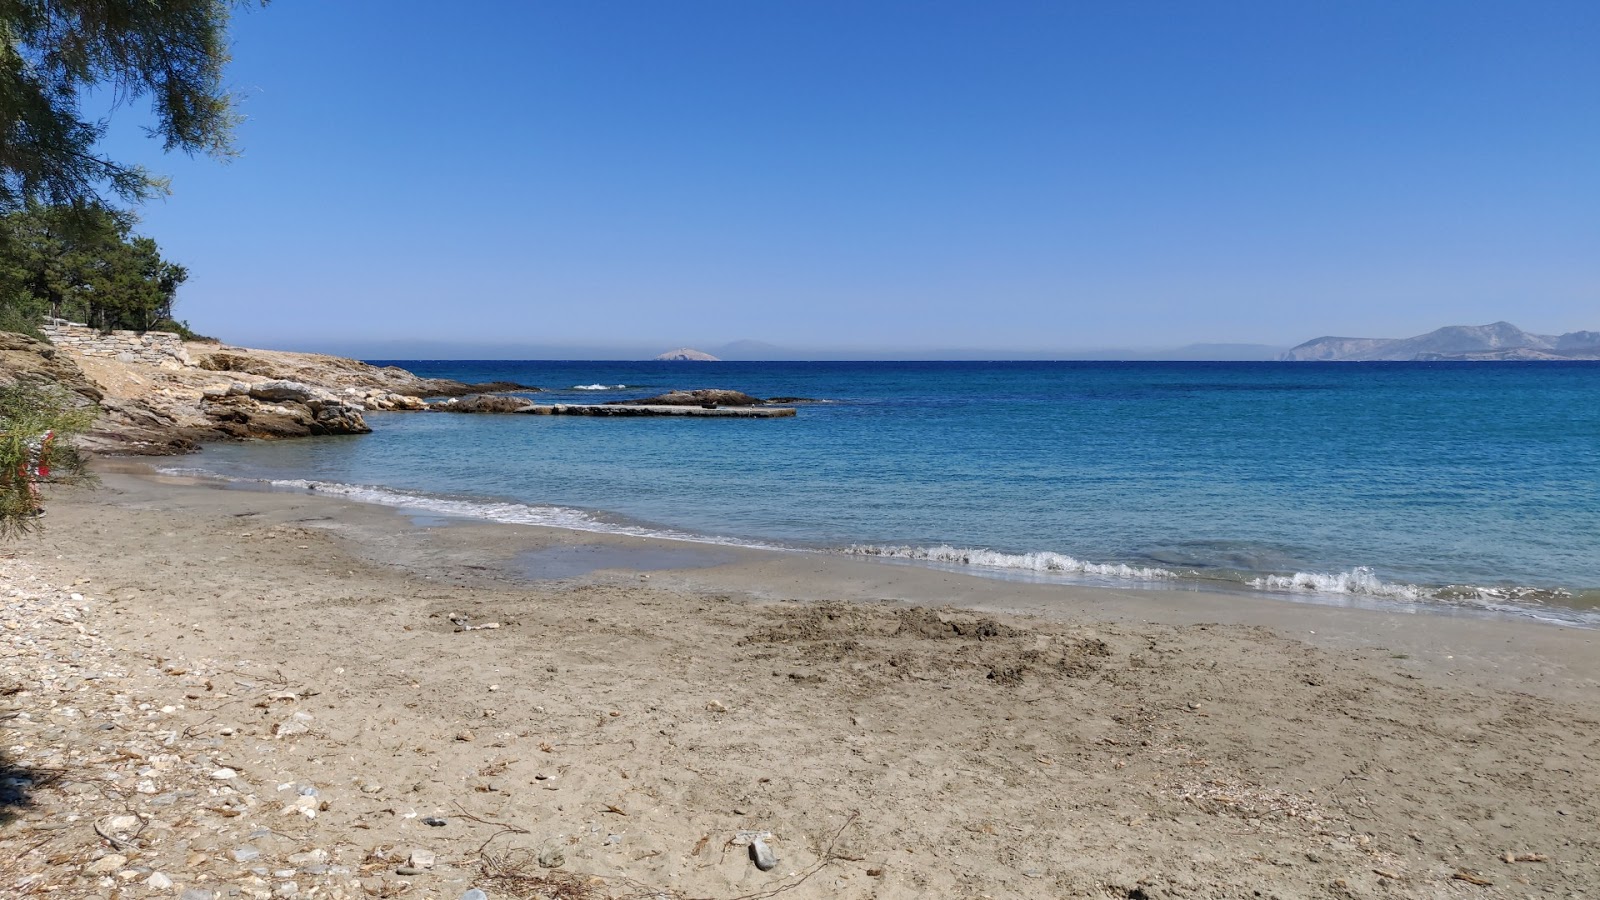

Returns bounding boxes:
[526,403,796,417]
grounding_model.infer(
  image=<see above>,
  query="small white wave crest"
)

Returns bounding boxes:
[1248,567,1429,601]
[845,544,1176,580]
[571,384,627,391]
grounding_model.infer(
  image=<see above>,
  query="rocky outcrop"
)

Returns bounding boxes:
[1,333,421,453]
[197,382,370,440]
[1282,322,1600,361]
[195,350,536,398]
[654,348,720,361]
[607,389,764,407]
[0,332,104,403]
[0,333,194,454]
[429,394,537,414]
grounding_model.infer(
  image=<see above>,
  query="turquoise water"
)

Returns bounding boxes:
[176,361,1600,623]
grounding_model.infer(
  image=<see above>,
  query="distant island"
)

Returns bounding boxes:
[1282,322,1600,361]
[654,347,720,361]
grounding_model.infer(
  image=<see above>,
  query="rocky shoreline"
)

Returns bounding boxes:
[0,333,539,455]
[1,333,801,455]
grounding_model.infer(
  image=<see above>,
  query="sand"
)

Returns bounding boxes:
[2,466,1597,899]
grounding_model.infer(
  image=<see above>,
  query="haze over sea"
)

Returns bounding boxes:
[173,360,1600,625]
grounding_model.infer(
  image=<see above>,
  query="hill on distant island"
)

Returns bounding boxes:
[1282,322,1600,361]
[654,347,720,361]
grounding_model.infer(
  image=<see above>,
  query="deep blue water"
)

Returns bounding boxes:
[176,361,1600,622]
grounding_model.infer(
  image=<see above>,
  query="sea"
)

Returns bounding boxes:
[166,360,1600,626]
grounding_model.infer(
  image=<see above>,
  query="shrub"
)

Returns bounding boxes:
[0,382,97,535]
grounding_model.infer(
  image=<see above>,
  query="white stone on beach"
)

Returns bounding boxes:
[750,837,778,871]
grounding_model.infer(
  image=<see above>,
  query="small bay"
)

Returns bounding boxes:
[179,360,1600,623]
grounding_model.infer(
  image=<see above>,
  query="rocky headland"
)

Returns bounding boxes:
[0,328,539,455]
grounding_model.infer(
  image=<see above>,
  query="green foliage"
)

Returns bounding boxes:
[0,287,43,336]
[0,202,188,331]
[151,318,215,342]
[0,380,96,536]
[0,1,260,210]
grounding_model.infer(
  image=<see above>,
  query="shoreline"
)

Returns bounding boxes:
[3,467,1598,897]
[139,455,1600,633]
[114,463,1600,704]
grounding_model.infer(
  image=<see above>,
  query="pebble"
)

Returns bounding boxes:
[209,767,238,779]
[396,866,424,876]
[750,838,778,871]
[423,816,448,827]
[148,872,174,890]
[408,849,436,869]
[461,891,488,900]
[233,846,262,862]
[86,854,128,875]
[286,849,328,867]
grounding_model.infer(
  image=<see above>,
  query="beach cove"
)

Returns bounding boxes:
[1,464,1596,899]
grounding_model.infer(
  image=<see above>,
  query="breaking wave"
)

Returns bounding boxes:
[571,384,628,390]
[1248,567,1428,601]
[1249,567,1578,608]
[153,465,1598,627]
[844,544,1177,580]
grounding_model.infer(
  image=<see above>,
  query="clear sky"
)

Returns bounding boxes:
[100,1,1598,356]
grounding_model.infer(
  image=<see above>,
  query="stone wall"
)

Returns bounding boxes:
[41,321,192,367]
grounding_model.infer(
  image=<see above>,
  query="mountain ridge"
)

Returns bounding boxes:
[1282,322,1600,361]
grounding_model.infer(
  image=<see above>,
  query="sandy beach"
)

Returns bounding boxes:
[2,465,1597,899]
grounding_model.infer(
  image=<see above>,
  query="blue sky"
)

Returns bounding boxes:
[100,1,1598,356]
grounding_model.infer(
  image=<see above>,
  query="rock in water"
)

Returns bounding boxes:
[607,388,763,407]
[750,837,778,871]
[429,393,535,414]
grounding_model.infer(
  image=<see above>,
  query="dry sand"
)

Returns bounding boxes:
[2,466,1597,899]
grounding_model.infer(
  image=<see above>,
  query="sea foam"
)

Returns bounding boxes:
[844,544,1177,580]
[1248,567,1427,601]
[571,384,627,390]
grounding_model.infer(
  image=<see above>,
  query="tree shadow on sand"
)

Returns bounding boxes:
[0,731,59,826]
